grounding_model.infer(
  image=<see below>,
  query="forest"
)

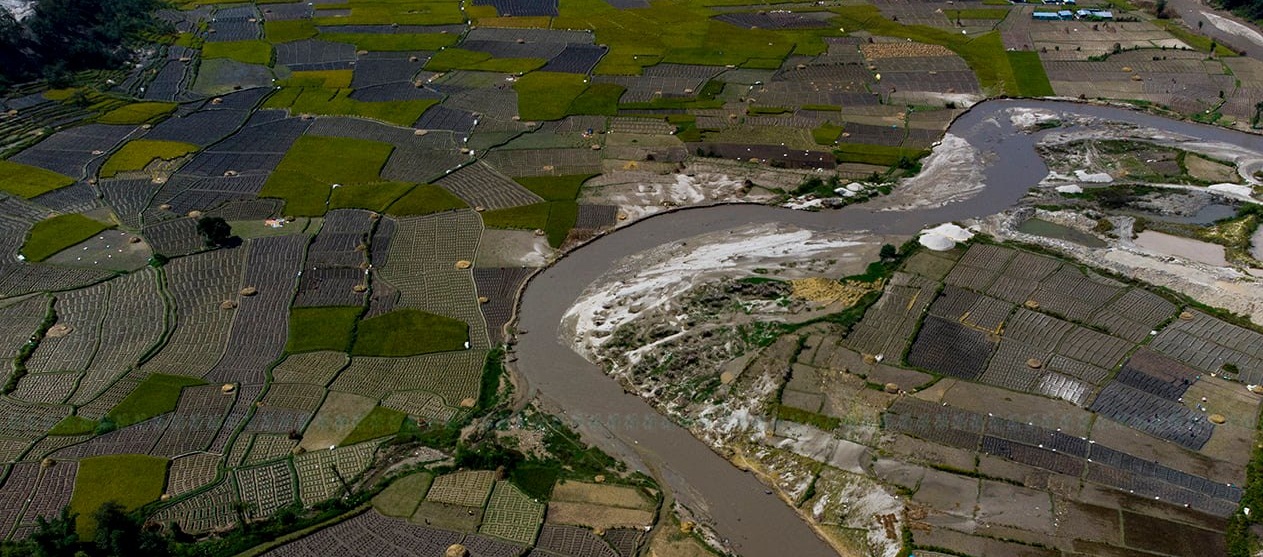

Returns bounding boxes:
[0,0,168,90]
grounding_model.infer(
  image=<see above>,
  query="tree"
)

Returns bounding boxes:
[93,502,170,557]
[879,244,898,260]
[29,506,77,557]
[195,216,241,248]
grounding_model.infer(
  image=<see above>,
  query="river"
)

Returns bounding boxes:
[512,99,1263,556]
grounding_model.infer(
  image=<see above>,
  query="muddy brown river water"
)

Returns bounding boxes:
[512,100,1263,555]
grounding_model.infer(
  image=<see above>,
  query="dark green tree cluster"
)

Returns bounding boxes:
[1218,0,1263,21]
[5,503,170,557]
[0,0,169,90]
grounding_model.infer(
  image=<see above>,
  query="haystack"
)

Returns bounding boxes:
[445,544,468,557]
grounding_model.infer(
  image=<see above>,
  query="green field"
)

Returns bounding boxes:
[385,184,468,216]
[1007,51,1055,97]
[328,182,415,212]
[833,143,927,167]
[340,405,408,446]
[426,48,545,73]
[567,83,624,116]
[21,214,114,262]
[373,472,434,517]
[97,102,177,125]
[481,202,578,247]
[70,455,169,537]
[0,160,75,198]
[107,374,207,428]
[310,0,464,26]
[265,19,317,43]
[352,309,469,356]
[263,86,437,127]
[515,72,590,121]
[320,32,459,51]
[261,135,395,216]
[287,306,362,353]
[282,70,354,89]
[202,40,273,65]
[812,122,845,145]
[514,174,595,201]
[100,139,199,178]
[48,415,99,436]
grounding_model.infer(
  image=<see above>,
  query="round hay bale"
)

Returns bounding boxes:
[459,397,476,408]
[409,56,419,62]
[239,287,258,296]
[445,544,468,557]
[455,260,472,269]
[352,284,367,293]
[533,229,546,237]
[1024,300,1040,310]
[1179,311,1194,321]
[221,383,236,394]
[862,353,877,365]
[141,123,152,130]
[1027,358,1043,369]
[414,128,428,136]
[355,243,368,252]
[617,212,628,221]
[1121,66,1132,72]
[356,49,368,56]
[1249,385,1263,395]
[679,520,695,534]
[161,493,172,501]
[220,300,237,310]
[369,212,380,220]
[474,205,486,212]
[720,371,735,384]
[159,203,173,211]
[91,149,104,156]
[211,97,223,105]
[1131,74,1142,81]
[128,236,142,244]
[884,383,899,394]
[1210,413,1227,424]
[594,474,606,483]
[187,210,203,219]
[45,324,73,338]
[40,458,55,468]
[590,144,602,150]
[478,296,490,304]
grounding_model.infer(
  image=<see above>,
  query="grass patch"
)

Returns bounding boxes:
[320,32,459,51]
[261,135,395,216]
[100,139,198,178]
[202,40,273,65]
[352,308,469,356]
[567,83,624,116]
[776,404,841,431]
[0,160,75,198]
[812,122,844,145]
[263,87,437,127]
[1007,51,1055,97]
[372,472,433,517]
[96,102,176,124]
[265,19,318,43]
[834,143,926,167]
[748,105,793,115]
[515,72,589,120]
[509,462,558,500]
[328,182,415,212]
[481,201,578,247]
[49,415,99,436]
[281,70,354,88]
[21,214,114,262]
[514,174,594,201]
[340,405,408,446]
[385,184,468,216]
[70,455,169,538]
[287,306,361,353]
[1155,20,1238,56]
[947,7,1010,19]
[426,48,546,73]
[831,5,1018,95]
[310,0,465,26]
[107,374,207,428]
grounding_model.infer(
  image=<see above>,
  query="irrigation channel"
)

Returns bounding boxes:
[511,99,1263,556]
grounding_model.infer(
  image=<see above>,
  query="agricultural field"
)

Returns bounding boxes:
[2,0,1263,555]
